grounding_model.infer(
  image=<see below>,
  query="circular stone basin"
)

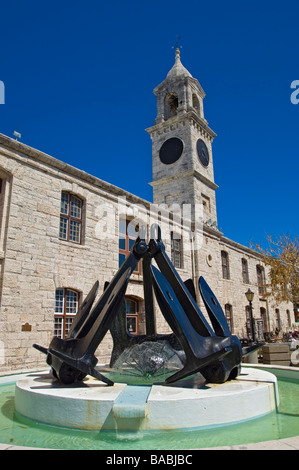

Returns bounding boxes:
[14,367,278,431]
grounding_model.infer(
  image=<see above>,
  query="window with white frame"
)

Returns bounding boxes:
[54,288,80,338]
[59,192,83,243]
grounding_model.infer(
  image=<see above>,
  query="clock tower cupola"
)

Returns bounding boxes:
[146,48,218,229]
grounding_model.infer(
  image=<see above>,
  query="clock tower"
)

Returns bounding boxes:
[146,48,218,229]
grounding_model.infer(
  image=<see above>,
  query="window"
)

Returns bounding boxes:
[54,288,80,338]
[164,92,178,120]
[119,218,141,274]
[256,265,266,296]
[59,192,83,243]
[260,307,268,332]
[241,258,249,283]
[171,232,183,269]
[192,94,200,113]
[202,194,211,213]
[275,309,281,331]
[225,304,233,331]
[125,297,139,335]
[221,251,230,279]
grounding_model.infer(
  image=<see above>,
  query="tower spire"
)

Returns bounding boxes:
[175,47,181,63]
[167,40,192,79]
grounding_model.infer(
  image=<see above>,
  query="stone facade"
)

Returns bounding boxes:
[0,50,295,374]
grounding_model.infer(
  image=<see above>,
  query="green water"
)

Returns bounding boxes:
[0,378,298,449]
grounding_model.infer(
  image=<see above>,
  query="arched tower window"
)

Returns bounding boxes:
[192,94,200,114]
[164,92,178,120]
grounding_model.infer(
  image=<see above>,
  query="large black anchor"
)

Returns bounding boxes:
[145,225,242,384]
[33,227,148,385]
[34,224,261,386]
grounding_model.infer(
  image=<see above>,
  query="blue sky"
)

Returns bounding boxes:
[0,0,298,249]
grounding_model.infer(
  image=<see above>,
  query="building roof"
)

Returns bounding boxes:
[166,48,193,79]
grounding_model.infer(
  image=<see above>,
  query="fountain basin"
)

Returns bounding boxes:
[14,367,278,431]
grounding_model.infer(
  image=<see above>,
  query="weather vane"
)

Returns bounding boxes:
[172,35,182,51]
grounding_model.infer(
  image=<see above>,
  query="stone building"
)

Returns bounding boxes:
[0,50,294,373]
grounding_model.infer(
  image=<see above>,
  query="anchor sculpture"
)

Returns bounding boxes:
[34,224,261,386]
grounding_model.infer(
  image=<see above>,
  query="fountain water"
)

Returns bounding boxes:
[109,341,184,385]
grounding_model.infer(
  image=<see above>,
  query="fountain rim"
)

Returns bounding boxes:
[1,364,299,450]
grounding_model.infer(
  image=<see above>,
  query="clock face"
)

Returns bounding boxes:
[159,137,183,165]
[196,139,209,167]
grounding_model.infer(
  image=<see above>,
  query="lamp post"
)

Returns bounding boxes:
[245,288,256,343]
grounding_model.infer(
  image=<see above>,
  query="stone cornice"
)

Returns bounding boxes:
[193,170,218,190]
[199,225,262,260]
[146,110,216,141]
[150,169,218,191]
[219,234,261,259]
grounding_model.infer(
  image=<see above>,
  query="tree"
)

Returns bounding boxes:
[255,235,299,307]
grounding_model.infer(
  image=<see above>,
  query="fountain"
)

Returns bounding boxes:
[12,225,278,434]
[3,225,297,449]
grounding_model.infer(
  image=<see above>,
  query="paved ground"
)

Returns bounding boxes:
[1,436,299,450]
[204,436,299,450]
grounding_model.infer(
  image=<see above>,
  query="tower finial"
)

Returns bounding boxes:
[172,35,182,57]
[167,36,191,79]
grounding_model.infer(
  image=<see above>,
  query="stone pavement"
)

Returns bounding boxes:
[204,436,299,450]
[1,436,299,450]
